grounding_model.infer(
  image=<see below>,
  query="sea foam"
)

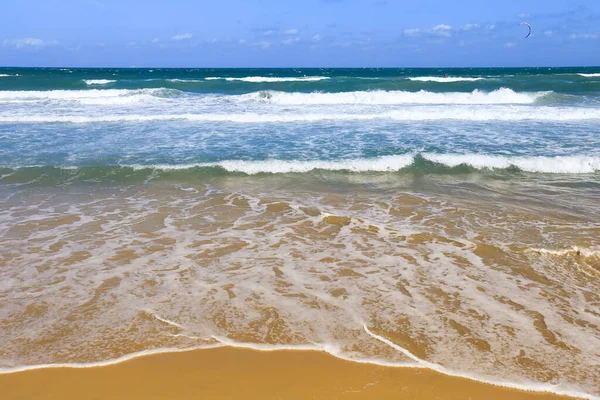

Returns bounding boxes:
[408,76,485,82]
[119,154,600,175]
[83,79,117,85]
[205,76,330,82]
[235,88,547,105]
[2,106,598,123]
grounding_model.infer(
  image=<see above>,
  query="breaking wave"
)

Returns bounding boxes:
[83,79,116,85]
[2,155,599,187]
[236,88,549,105]
[141,154,600,175]
[408,76,485,82]
[205,76,330,82]
[2,106,599,123]
[0,88,181,105]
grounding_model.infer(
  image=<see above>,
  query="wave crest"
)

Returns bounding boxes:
[205,76,330,82]
[83,79,116,85]
[4,154,598,178]
[408,77,484,82]
[236,88,548,105]
[1,106,599,123]
[0,88,182,105]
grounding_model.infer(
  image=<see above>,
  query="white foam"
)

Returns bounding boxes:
[167,79,203,83]
[83,79,116,85]
[210,155,415,174]
[423,153,600,173]
[363,326,596,400]
[578,73,600,78]
[0,88,178,106]
[116,153,600,175]
[2,106,600,123]
[145,311,187,330]
[0,74,12,77]
[408,76,485,82]
[205,76,330,82]
[1,331,593,399]
[0,88,170,100]
[118,155,413,174]
[0,344,224,374]
[527,246,600,258]
[236,88,547,105]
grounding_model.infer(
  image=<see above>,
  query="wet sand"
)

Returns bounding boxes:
[0,347,575,400]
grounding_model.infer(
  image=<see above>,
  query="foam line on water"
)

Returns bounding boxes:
[578,73,600,78]
[363,325,596,400]
[2,332,592,399]
[3,107,600,123]
[83,79,116,85]
[205,76,330,82]
[408,76,485,82]
[0,344,225,374]
[167,79,203,82]
[236,88,545,105]
[0,88,175,100]
[3,154,599,175]
[126,153,600,174]
[526,247,600,258]
[422,154,600,173]
[145,310,187,330]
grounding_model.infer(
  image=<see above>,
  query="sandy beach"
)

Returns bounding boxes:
[0,346,578,400]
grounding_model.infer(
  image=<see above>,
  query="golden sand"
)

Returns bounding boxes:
[0,347,573,400]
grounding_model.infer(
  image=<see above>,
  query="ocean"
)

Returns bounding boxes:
[0,67,599,398]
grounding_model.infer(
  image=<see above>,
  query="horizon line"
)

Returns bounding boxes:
[1,65,600,69]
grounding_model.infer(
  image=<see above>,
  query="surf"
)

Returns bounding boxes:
[205,76,330,82]
[234,88,550,105]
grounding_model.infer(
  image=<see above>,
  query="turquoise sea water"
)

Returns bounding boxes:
[1,67,600,184]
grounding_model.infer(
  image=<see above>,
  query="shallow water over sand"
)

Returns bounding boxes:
[1,174,599,396]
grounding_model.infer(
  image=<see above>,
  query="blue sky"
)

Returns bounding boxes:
[1,0,599,67]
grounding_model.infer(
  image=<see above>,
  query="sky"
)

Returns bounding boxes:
[1,0,599,67]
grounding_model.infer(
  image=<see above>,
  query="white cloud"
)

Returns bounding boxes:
[282,37,299,45]
[569,33,599,40]
[504,42,517,48]
[251,40,271,49]
[406,23,480,38]
[487,24,496,30]
[263,30,274,36]
[2,38,57,48]
[152,38,160,43]
[404,29,421,37]
[239,39,247,44]
[96,42,106,47]
[171,33,193,41]
[405,25,452,38]
[285,29,299,35]
[313,34,322,41]
[432,24,452,37]
[460,23,480,31]
[518,13,529,18]
[544,31,553,37]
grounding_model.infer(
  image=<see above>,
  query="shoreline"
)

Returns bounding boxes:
[0,344,593,400]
